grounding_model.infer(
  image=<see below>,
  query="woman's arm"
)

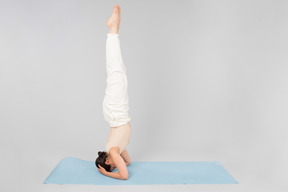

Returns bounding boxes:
[98,148,128,180]
[108,148,129,179]
[105,171,127,180]
[120,149,131,165]
[98,164,127,180]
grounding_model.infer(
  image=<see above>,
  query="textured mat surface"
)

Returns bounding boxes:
[43,157,238,185]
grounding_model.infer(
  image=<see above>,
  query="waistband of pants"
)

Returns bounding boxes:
[112,115,131,121]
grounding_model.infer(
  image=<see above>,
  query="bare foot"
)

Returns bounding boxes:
[106,5,121,34]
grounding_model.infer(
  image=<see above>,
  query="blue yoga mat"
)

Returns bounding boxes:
[43,157,238,185]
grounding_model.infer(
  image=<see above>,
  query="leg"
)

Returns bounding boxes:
[103,33,131,127]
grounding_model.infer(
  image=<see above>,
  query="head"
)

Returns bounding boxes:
[95,151,116,172]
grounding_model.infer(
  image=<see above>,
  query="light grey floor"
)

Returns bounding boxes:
[1,0,287,192]
[1,145,287,192]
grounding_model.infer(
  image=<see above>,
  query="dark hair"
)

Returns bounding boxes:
[95,151,112,172]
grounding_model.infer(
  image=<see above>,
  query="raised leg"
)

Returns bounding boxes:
[103,33,131,127]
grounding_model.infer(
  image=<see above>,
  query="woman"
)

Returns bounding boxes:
[95,5,132,180]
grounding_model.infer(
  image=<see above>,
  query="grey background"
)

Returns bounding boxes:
[0,0,287,191]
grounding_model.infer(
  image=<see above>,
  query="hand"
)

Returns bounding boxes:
[97,165,107,175]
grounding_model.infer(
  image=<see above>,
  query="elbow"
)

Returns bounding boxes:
[121,174,129,180]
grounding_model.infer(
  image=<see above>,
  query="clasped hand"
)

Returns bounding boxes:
[97,165,107,175]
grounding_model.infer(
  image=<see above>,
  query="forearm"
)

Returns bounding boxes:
[120,149,131,165]
[105,171,127,180]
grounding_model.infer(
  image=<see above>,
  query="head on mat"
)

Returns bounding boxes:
[95,151,116,172]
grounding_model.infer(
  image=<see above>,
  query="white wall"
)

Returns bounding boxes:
[0,0,287,191]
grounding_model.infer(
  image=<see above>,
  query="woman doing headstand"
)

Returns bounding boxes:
[95,5,132,180]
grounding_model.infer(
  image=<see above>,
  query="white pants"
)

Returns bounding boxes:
[103,33,131,128]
